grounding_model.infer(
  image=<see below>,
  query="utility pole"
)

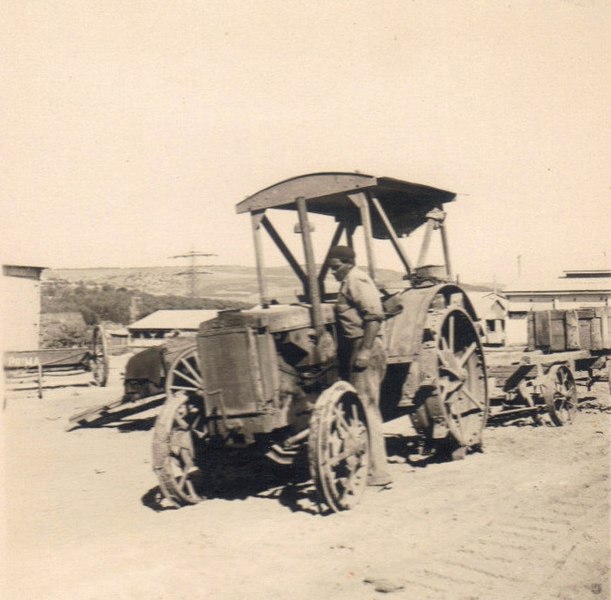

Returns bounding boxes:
[169,250,218,297]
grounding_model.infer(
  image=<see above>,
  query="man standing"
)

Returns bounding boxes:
[326,245,393,487]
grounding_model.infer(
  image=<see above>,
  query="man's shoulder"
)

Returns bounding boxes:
[347,267,375,286]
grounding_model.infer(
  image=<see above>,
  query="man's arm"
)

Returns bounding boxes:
[354,318,381,370]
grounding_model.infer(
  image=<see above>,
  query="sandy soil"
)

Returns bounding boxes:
[2,355,609,600]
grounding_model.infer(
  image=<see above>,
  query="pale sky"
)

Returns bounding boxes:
[3,0,610,284]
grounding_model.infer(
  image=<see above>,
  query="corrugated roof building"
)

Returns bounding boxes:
[503,269,611,345]
[127,309,218,345]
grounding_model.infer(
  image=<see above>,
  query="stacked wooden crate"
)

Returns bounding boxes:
[527,307,610,352]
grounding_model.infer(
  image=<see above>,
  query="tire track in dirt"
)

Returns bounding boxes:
[386,404,610,600]
[396,470,608,600]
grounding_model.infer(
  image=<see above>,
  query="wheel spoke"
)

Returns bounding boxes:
[170,384,200,392]
[173,369,200,389]
[333,406,357,442]
[462,386,484,411]
[436,348,451,368]
[440,381,465,433]
[335,477,350,493]
[459,342,477,368]
[448,316,455,352]
[184,479,196,498]
[181,358,202,385]
[327,441,367,467]
[438,378,450,404]
[176,471,188,491]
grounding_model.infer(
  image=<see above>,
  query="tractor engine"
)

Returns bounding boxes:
[197,304,337,443]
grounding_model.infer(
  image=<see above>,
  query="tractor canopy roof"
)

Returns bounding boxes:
[236,172,456,238]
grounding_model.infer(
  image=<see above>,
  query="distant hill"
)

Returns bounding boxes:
[46,265,297,305]
[46,265,495,305]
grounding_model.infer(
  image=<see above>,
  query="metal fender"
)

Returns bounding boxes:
[383,284,478,364]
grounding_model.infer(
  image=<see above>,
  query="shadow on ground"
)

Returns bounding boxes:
[141,432,471,515]
[141,448,321,515]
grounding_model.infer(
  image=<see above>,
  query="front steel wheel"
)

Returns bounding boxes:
[152,391,207,504]
[308,381,370,512]
[153,347,207,505]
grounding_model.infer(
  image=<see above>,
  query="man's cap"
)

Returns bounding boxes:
[327,245,356,261]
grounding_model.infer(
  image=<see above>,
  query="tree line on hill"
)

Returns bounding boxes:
[40,281,250,347]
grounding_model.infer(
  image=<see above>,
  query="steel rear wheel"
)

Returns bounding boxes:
[309,381,370,512]
[542,364,577,426]
[426,307,489,449]
[153,347,207,505]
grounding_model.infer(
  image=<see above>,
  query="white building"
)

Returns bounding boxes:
[467,290,507,346]
[2,264,46,351]
[503,269,611,346]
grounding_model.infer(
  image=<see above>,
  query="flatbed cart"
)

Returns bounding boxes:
[486,307,610,425]
[4,325,109,398]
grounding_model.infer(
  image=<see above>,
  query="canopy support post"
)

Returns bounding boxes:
[348,192,377,283]
[440,221,453,280]
[251,211,270,308]
[261,214,307,288]
[416,220,435,268]
[296,197,323,332]
[370,194,412,278]
[318,222,346,292]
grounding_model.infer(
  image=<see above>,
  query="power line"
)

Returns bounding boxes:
[169,250,218,297]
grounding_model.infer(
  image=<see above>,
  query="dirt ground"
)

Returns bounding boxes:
[2,355,609,600]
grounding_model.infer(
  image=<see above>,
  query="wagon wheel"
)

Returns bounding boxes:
[152,347,207,505]
[152,391,207,505]
[541,364,577,426]
[308,381,370,512]
[91,325,109,386]
[165,345,203,398]
[424,307,489,449]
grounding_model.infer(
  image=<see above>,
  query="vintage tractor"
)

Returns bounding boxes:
[152,173,488,511]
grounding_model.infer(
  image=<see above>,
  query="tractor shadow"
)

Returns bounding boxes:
[70,415,158,432]
[141,432,462,515]
[142,449,321,515]
[385,433,477,468]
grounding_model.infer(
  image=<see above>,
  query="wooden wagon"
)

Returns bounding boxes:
[486,307,610,425]
[4,325,109,398]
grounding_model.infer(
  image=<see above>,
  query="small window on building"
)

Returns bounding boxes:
[486,319,496,332]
